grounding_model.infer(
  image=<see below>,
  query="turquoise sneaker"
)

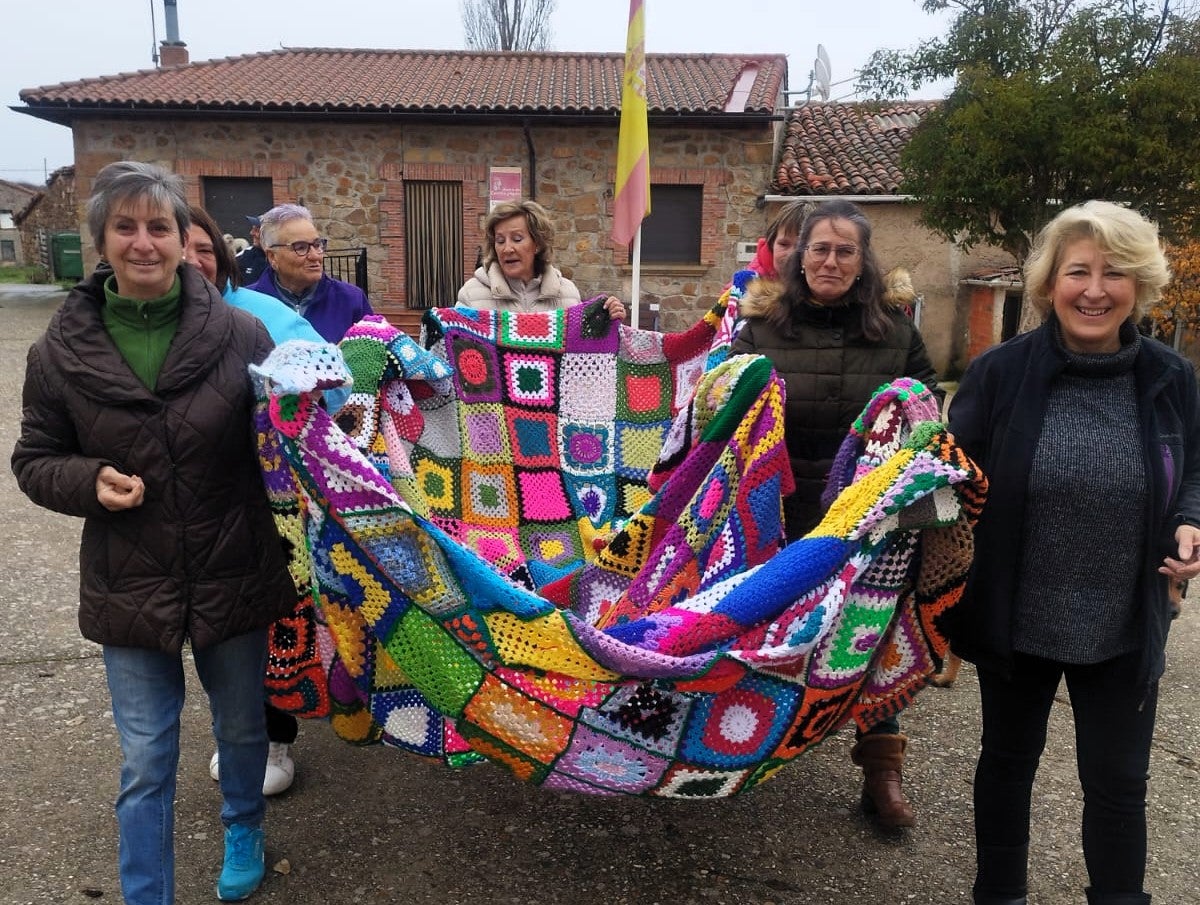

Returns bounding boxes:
[216,824,265,901]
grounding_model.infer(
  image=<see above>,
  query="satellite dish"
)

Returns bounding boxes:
[813,44,832,101]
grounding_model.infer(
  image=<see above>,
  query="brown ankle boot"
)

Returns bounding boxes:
[851,732,915,829]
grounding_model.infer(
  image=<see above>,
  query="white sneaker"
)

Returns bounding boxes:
[262,742,295,796]
[208,743,296,796]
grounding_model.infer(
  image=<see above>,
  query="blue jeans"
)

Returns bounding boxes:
[974,649,1157,896]
[104,629,269,905]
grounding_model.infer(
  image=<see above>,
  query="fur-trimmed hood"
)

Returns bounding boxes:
[738,275,787,322]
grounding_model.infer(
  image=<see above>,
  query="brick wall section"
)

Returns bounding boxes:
[69,118,772,325]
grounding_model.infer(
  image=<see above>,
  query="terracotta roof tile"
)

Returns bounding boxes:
[19,49,787,119]
[773,101,938,196]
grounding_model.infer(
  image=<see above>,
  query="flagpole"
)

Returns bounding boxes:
[612,0,649,326]
[631,225,642,329]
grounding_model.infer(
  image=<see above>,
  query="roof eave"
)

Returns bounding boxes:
[14,103,782,129]
[761,193,916,203]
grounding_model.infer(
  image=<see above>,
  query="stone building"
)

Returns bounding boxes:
[0,179,39,267]
[15,47,786,339]
[14,166,78,278]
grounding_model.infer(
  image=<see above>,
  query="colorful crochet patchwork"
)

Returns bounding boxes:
[256,300,985,797]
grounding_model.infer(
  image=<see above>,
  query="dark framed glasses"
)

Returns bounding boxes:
[270,238,329,256]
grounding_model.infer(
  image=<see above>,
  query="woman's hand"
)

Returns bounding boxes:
[97,465,145,511]
[602,296,627,322]
[1159,524,1200,581]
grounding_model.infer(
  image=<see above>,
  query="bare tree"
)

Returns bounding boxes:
[462,0,556,51]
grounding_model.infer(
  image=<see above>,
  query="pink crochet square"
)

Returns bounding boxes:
[518,470,572,522]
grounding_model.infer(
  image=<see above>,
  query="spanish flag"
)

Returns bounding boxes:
[611,0,650,247]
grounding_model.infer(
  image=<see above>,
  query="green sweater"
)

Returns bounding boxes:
[102,275,182,390]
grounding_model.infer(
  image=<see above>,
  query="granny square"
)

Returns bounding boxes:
[558,353,618,421]
[554,724,670,793]
[450,335,502,404]
[462,461,519,527]
[520,526,584,569]
[499,310,562,348]
[502,352,557,408]
[517,470,573,523]
[461,406,511,462]
[680,677,796,769]
[615,422,668,479]
[506,409,558,468]
[560,422,612,476]
[414,458,459,514]
[617,363,672,423]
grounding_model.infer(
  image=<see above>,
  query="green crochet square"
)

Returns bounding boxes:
[822,599,895,675]
[382,608,485,717]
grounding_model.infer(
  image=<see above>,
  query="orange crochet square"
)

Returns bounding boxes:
[463,674,574,764]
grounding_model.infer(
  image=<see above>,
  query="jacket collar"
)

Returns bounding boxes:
[48,264,234,403]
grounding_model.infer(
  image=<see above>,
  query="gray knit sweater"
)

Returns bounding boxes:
[1013,326,1145,663]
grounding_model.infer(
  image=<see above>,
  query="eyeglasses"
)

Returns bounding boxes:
[803,243,860,263]
[270,238,329,256]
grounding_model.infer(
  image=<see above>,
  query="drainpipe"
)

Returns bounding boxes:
[523,119,536,201]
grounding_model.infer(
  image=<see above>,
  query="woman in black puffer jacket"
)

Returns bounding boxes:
[731,199,940,831]
[12,161,295,905]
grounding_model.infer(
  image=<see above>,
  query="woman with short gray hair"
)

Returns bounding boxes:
[13,159,296,904]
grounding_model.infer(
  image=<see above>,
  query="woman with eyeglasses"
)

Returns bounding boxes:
[247,203,373,343]
[731,198,940,831]
[457,199,626,320]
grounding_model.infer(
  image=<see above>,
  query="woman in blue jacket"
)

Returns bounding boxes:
[185,204,350,800]
[948,200,1200,905]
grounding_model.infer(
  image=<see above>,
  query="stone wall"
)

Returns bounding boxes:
[69,116,777,331]
[15,167,77,275]
[1,181,39,266]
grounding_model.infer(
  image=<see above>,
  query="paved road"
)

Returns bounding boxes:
[0,284,1196,905]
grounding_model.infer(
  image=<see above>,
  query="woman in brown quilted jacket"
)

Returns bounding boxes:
[731,199,940,831]
[11,161,296,905]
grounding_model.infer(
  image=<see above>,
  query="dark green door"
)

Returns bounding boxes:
[51,232,83,280]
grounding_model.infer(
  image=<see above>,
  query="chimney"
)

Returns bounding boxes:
[158,1,189,67]
[159,42,189,67]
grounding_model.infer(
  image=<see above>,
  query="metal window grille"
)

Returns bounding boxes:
[322,248,368,295]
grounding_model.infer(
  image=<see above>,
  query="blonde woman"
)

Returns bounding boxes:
[948,201,1196,905]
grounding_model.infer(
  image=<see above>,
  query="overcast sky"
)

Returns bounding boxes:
[1,0,955,184]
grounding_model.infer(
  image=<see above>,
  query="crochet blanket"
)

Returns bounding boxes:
[255,302,985,798]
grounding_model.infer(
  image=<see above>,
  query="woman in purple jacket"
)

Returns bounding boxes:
[247,202,373,342]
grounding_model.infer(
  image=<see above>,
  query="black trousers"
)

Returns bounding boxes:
[974,649,1157,895]
[265,702,299,744]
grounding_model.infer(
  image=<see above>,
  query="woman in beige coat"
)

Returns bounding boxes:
[458,199,626,319]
